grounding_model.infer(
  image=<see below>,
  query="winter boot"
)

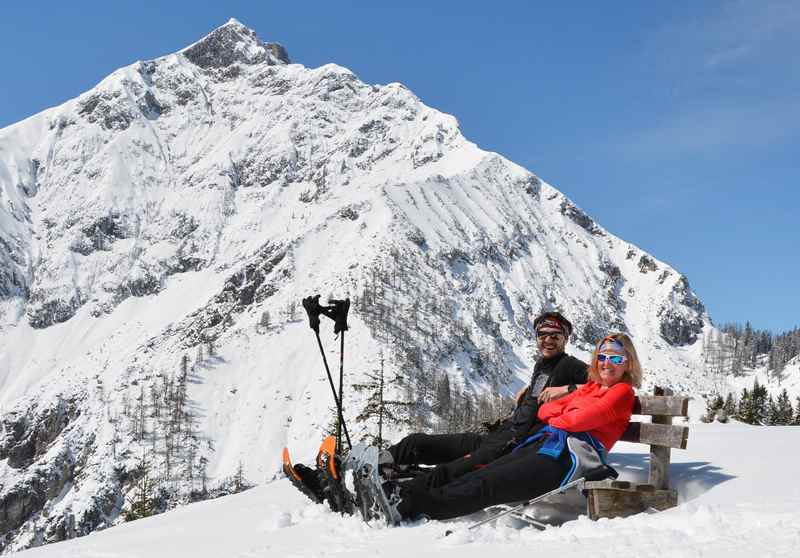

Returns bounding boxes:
[282,447,325,503]
[316,435,355,515]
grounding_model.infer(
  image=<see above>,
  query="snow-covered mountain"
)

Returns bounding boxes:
[0,19,712,552]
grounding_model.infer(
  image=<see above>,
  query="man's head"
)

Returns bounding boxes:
[533,311,572,359]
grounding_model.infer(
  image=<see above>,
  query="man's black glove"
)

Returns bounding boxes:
[480,416,510,433]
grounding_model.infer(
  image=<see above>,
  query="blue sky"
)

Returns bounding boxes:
[1,1,797,332]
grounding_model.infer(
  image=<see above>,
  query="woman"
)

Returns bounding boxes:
[392,332,642,522]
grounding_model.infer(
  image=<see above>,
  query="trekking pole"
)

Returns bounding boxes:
[444,464,618,536]
[337,328,345,451]
[302,295,352,452]
[327,299,350,453]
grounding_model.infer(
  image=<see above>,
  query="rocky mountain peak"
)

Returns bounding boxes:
[182,19,290,69]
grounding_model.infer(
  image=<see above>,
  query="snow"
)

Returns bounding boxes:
[17,422,800,558]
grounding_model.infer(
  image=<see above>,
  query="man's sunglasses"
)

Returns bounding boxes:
[536,332,564,341]
[597,353,626,365]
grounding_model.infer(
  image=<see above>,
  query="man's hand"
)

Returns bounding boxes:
[514,386,529,406]
[537,385,570,403]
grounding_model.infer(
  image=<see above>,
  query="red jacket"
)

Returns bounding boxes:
[537,381,634,451]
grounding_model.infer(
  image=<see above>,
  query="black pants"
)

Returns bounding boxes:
[396,442,571,521]
[388,426,516,487]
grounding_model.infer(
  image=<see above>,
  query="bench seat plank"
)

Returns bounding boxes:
[585,481,678,519]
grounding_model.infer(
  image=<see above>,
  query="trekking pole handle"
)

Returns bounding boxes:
[321,298,350,334]
[302,295,324,333]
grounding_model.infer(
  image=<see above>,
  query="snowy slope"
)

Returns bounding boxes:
[728,354,800,401]
[17,423,800,558]
[0,19,720,552]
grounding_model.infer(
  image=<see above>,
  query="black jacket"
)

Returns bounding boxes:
[510,352,588,440]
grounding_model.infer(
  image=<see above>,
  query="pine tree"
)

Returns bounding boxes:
[767,396,779,426]
[131,386,147,441]
[449,392,475,431]
[286,300,297,321]
[233,460,248,493]
[124,452,157,521]
[259,310,271,331]
[121,391,131,418]
[736,387,753,423]
[771,389,793,425]
[736,379,770,425]
[723,393,736,416]
[794,397,800,426]
[198,456,209,495]
[352,352,411,446]
[751,379,769,424]
[110,418,121,459]
[703,393,724,422]
[150,383,161,419]
[434,372,452,418]
[163,416,175,481]
[183,411,197,486]
[161,375,173,408]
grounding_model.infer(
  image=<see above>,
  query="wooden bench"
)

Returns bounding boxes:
[584,387,690,519]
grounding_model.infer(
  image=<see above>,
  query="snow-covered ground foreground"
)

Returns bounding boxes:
[17,422,800,557]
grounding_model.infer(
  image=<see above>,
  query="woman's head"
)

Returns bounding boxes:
[587,332,642,388]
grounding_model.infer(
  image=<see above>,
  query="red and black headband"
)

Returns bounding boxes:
[533,312,572,337]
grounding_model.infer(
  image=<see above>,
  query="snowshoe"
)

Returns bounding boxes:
[316,435,355,515]
[345,443,403,526]
[282,447,324,504]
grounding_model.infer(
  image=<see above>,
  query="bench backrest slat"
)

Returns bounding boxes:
[621,422,689,449]
[633,396,689,417]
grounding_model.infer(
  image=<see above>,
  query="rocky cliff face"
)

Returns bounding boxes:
[0,20,711,552]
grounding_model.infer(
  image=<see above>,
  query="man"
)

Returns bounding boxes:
[288,311,587,505]
[385,311,587,486]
